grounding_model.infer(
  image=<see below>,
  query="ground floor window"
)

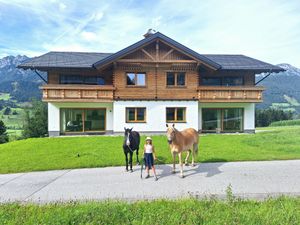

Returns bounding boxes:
[202,108,243,132]
[166,107,186,123]
[126,107,146,123]
[60,108,106,133]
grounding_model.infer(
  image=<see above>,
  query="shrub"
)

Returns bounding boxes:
[0,120,9,144]
[255,108,294,127]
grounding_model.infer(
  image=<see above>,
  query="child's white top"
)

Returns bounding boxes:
[145,144,153,153]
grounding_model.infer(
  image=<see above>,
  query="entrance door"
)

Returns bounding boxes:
[60,108,106,133]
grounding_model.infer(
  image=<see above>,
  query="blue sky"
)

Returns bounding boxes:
[0,0,300,67]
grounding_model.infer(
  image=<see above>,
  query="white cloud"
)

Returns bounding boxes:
[80,31,98,41]
[58,2,66,11]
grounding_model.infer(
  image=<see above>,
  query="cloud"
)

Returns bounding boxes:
[0,0,299,67]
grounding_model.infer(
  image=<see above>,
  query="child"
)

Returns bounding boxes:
[144,137,158,181]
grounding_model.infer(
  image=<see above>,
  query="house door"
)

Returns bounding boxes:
[60,108,106,133]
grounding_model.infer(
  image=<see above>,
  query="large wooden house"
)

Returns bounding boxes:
[19,31,284,136]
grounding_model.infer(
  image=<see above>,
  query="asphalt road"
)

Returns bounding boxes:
[0,160,299,203]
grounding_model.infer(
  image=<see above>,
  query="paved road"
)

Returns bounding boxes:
[0,160,299,203]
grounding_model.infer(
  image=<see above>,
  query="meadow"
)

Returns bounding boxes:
[0,126,299,174]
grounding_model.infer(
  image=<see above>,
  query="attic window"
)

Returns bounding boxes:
[126,72,146,86]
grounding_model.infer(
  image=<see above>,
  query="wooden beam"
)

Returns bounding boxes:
[141,48,155,61]
[161,49,174,60]
[156,40,159,61]
[117,59,197,63]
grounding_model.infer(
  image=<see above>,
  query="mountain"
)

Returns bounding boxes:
[0,55,43,102]
[257,63,300,114]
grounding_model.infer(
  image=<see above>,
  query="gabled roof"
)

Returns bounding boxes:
[93,32,221,70]
[203,54,284,72]
[18,51,113,70]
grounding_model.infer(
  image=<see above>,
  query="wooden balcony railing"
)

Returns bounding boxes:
[198,86,265,102]
[40,85,115,102]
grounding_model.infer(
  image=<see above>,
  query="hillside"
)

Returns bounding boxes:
[257,63,300,113]
[0,55,44,102]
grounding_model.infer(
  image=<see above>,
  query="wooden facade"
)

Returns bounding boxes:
[43,40,264,103]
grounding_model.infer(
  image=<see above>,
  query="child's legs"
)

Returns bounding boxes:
[152,165,157,176]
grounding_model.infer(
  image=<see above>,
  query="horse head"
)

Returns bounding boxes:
[166,123,176,144]
[124,127,133,146]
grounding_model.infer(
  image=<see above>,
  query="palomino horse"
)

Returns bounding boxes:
[166,124,199,178]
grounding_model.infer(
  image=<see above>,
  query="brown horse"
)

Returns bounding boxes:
[166,124,199,178]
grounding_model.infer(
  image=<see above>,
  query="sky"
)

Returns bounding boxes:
[0,0,300,67]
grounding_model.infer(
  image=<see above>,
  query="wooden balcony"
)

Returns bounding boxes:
[198,86,265,103]
[40,85,115,102]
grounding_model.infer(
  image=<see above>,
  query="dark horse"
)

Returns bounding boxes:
[123,127,140,172]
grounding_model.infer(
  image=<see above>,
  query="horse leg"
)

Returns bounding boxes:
[192,143,197,167]
[185,150,191,166]
[172,152,176,174]
[124,151,129,172]
[136,148,140,165]
[129,151,133,172]
[178,152,184,178]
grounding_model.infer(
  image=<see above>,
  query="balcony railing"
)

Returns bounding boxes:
[41,85,115,102]
[198,86,265,102]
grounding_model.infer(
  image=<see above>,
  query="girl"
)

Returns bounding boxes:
[144,137,158,181]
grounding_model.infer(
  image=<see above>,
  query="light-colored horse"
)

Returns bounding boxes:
[166,124,199,178]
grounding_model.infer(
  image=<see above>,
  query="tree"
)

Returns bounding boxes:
[0,120,9,144]
[3,107,11,115]
[22,100,48,138]
[255,108,294,127]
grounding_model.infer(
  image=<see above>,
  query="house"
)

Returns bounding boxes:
[18,30,284,136]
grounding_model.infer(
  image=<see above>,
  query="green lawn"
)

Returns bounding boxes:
[0,126,299,174]
[0,197,299,224]
[0,93,10,101]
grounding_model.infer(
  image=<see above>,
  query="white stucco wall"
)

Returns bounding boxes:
[199,103,255,131]
[113,101,199,133]
[48,102,114,134]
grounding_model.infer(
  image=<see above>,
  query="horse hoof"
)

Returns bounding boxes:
[185,163,189,166]
[172,171,176,174]
[180,174,185,178]
[192,164,196,167]
[130,170,133,173]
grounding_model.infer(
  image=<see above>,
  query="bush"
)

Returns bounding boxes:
[270,119,300,127]
[22,100,48,138]
[3,107,11,115]
[255,108,294,127]
[0,120,9,144]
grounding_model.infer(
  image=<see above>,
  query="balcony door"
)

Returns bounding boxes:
[60,108,106,133]
[202,108,243,132]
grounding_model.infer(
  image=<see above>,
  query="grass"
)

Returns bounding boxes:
[0,126,300,174]
[0,93,10,101]
[270,119,300,127]
[0,197,299,224]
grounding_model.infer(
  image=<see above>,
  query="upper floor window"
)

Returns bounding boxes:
[126,72,146,86]
[166,72,186,86]
[60,75,105,85]
[126,107,146,123]
[201,76,243,86]
[166,107,186,122]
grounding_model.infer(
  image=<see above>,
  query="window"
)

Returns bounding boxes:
[166,107,186,122]
[126,107,146,122]
[166,72,186,86]
[60,108,106,133]
[60,75,106,85]
[202,108,243,132]
[202,77,222,86]
[223,77,244,86]
[201,76,243,86]
[126,72,146,86]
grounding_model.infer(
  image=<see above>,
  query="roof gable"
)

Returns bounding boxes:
[93,32,221,70]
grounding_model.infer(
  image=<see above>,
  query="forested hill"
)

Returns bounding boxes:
[257,63,300,114]
[0,55,43,102]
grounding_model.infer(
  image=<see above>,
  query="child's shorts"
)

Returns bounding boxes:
[144,153,154,169]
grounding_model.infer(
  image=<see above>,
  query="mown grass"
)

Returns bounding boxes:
[0,126,299,174]
[0,93,10,101]
[0,197,299,225]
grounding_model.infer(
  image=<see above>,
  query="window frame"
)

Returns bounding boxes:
[201,76,244,86]
[166,107,186,123]
[125,72,147,87]
[166,72,186,87]
[59,74,106,85]
[125,107,147,123]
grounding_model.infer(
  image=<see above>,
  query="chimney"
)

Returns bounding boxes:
[143,29,156,38]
